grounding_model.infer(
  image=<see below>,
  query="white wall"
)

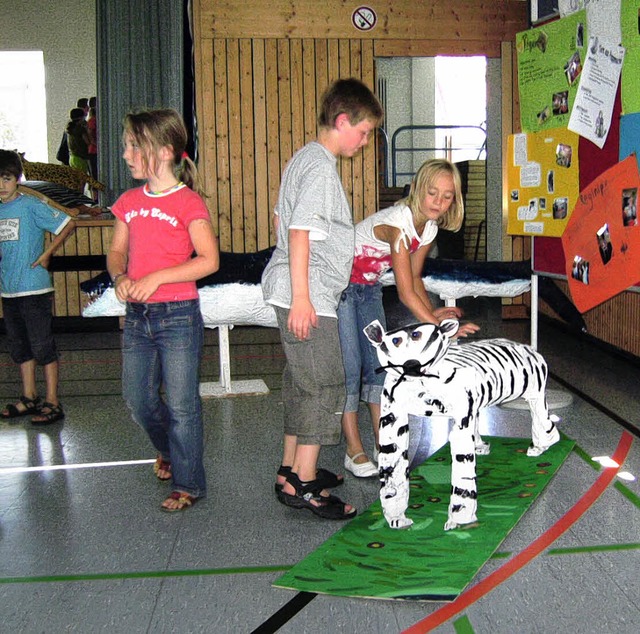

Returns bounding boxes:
[2,0,96,163]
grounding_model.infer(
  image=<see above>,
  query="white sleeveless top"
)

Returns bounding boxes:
[350,203,438,284]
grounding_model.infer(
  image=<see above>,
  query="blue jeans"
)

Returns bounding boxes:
[337,283,386,413]
[122,300,206,498]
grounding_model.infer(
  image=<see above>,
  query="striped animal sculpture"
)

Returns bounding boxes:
[363,319,560,530]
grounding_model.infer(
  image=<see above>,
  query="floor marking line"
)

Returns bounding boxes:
[402,431,633,634]
[250,592,317,634]
[0,459,156,475]
[0,565,292,585]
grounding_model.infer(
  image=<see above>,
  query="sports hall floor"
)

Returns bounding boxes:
[0,296,638,633]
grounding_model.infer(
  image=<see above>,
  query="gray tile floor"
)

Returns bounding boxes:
[0,298,638,633]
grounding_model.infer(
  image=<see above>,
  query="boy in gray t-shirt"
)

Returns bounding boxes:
[262,78,382,520]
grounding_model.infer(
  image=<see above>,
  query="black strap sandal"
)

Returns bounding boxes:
[31,402,65,425]
[275,465,344,494]
[278,471,357,520]
[1,395,42,419]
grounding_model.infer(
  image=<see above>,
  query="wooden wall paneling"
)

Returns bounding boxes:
[76,227,89,258]
[290,39,305,154]
[337,39,354,206]
[199,39,219,234]
[374,39,501,58]
[252,39,271,250]
[240,38,257,252]
[199,1,529,43]
[361,39,378,219]
[302,40,317,145]
[277,40,293,182]
[214,38,232,251]
[349,40,364,224]
[314,39,329,115]
[265,39,281,240]
[53,272,67,316]
[66,271,80,315]
[226,40,245,252]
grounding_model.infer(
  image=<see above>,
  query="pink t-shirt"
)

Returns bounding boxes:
[111,184,211,303]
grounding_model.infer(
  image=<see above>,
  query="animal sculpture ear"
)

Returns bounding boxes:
[363,320,385,344]
[439,318,460,339]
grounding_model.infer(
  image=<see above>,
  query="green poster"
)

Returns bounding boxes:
[517,10,588,133]
[621,0,640,114]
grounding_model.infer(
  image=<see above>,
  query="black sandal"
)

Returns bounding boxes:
[274,465,344,493]
[278,471,356,520]
[31,402,65,425]
[1,395,42,419]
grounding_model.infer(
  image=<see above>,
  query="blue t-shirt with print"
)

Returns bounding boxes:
[0,193,71,297]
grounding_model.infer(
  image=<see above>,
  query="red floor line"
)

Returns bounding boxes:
[402,432,634,634]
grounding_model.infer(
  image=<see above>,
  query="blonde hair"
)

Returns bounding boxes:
[122,108,205,197]
[401,159,464,232]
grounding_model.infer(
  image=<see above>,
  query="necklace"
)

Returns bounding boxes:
[145,181,183,195]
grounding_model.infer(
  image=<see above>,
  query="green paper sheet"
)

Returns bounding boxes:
[274,436,575,602]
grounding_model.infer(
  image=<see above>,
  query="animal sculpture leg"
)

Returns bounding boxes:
[378,382,413,529]
[445,420,478,530]
[526,395,560,456]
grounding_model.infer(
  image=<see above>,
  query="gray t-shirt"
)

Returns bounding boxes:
[261,141,355,317]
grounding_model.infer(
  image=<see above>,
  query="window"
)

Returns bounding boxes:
[0,51,48,161]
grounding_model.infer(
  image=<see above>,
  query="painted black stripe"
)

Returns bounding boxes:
[250,591,317,633]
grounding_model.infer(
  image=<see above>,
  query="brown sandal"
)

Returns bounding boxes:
[161,491,197,512]
[153,456,172,481]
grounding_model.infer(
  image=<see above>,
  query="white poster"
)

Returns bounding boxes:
[558,0,621,45]
[568,37,624,149]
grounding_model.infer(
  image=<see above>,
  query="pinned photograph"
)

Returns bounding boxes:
[596,223,613,265]
[540,197,546,210]
[564,51,582,86]
[552,91,569,116]
[553,197,568,220]
[537,106,551,125]
[511,190,519,202]
[547,170,555,193]
[576,23,584,49]
[571,255,589,284]
[622,187,637,227]
[555,144,572,168]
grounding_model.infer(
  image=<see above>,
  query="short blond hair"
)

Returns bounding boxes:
[402,159,464,232]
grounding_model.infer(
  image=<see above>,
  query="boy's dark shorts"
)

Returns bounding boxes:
[2,293,58,365]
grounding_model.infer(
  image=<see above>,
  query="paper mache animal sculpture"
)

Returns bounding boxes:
[363,319,561,531]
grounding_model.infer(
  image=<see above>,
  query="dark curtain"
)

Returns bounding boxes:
[96,0,186,204]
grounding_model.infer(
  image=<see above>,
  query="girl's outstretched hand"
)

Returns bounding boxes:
[455,322,481,338]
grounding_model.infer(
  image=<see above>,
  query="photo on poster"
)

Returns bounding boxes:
[537,106,551,125]
[511,189,520,202]
[547,169,555,193]
[622,187,637,226]
[540,197,547,210]
[552,91,569,115]
[528,198,539,217]
[564,50,583,85]
[576,22,584,48]
[596,223,613,264]
[571,255,590,284]
[553,197,568,219]
[556,144,572,167]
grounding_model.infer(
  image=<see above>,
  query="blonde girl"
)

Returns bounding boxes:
[338,159,480,477]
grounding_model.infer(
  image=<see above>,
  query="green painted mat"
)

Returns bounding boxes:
[274,435,575,601]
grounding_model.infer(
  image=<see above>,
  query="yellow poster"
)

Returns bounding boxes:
[507,128,580,237]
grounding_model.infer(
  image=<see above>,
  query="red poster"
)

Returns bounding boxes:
[562,154,640,313]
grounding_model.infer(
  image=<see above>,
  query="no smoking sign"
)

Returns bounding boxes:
[352,6,377,32]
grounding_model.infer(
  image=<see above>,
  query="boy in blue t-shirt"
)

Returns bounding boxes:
[0,150,75,424]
